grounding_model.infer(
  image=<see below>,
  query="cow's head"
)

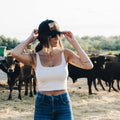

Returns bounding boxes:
[0,56,20,74]
[0,56,20,85]
[91,56,107,70]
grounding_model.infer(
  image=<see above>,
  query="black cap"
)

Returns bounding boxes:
[38,19,63,36]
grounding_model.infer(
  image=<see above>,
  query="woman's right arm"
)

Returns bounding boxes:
[11,29,38,66]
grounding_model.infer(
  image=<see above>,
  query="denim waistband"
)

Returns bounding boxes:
[37,91,68,98]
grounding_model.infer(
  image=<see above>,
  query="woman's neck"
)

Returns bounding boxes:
[40,46,56,56]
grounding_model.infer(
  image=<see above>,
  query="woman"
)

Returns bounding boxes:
[11,19,93,120]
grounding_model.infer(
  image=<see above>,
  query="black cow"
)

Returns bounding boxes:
[0,56,36,100]
[68,56,109,94]
[100,62,120,92]
[101,54,120,88]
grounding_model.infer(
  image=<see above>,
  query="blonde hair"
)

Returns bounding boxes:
[46,37,64,54]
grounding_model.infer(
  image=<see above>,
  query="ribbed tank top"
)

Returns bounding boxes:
[35,52,68,91]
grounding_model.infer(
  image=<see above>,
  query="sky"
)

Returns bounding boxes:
[0,0,120,41]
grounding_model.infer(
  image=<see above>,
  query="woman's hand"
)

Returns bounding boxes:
[29,29,38,42]
[62,31,77,45]
[62,31,93,70]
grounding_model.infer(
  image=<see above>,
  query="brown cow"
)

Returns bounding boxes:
[0,56,36,100]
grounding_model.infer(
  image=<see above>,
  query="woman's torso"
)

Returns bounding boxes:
[33,49,68,96]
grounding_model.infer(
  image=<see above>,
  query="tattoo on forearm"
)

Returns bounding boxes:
[81,60,90,63]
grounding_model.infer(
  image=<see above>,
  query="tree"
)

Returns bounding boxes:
[0,35,20,50]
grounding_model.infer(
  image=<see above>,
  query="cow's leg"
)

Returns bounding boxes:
[88,78,92,94]
[93,78,99,91]
[29,78,33,97]
[112,80,118,92]
[108,80,112,92]
[33,77,37,95]
[8,79,14,100]
[117,79,120,90]
[24,81,28,96]
[98,78,105,91]
[72,78,77,83]
[8,85,13,100]
[18,80,22,100]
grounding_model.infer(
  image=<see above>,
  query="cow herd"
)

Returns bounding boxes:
[68,54,120,94]
[0,54,120,100]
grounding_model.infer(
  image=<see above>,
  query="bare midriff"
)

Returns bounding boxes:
[39,90,66,96]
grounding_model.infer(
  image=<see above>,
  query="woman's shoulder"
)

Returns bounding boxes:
[63,48,74,55]
[63,48,73,63]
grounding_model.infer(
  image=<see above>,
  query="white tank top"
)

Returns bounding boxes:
[35,52,68,91]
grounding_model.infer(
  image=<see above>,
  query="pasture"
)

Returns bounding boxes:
[0,70,120,120]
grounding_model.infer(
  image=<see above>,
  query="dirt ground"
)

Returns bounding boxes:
[0,71,120,120]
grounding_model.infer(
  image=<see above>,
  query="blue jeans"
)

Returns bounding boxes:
[34,91,73,120]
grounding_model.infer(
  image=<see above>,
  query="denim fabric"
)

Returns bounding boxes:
[34,91,73,120]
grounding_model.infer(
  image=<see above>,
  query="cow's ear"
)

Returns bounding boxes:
[14,60,19,63]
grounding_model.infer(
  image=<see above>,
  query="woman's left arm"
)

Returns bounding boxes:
[63,31,93,70]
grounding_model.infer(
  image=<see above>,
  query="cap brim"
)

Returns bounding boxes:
[49,30,64,36]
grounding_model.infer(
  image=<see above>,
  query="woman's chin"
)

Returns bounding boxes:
[51,44,58,47]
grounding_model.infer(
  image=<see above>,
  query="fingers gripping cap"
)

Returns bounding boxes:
[38,19,63,36]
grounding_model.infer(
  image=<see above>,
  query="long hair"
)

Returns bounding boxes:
[35,34,64,53]
[35,33,49,52]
